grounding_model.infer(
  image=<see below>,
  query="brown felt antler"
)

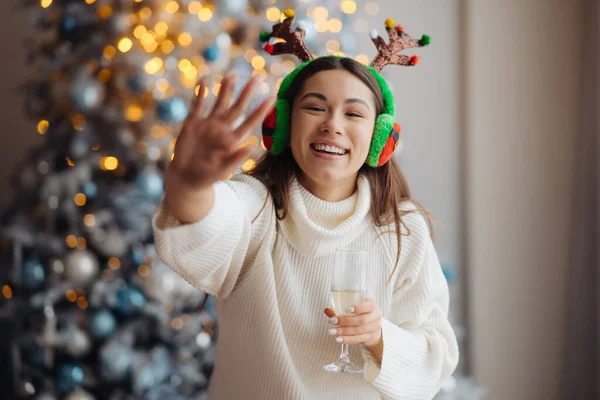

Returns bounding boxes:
[259,9,314,63]
[369,18,430,72]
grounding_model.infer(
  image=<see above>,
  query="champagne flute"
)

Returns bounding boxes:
[323,248,367,374]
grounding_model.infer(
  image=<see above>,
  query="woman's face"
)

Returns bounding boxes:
[289,69,377,198]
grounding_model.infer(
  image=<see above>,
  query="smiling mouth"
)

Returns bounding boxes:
[310,143,348,155]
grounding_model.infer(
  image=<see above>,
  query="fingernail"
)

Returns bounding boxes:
[328,328,337,335]
[345,306,355,314]
[336,337,343,343]
[328,317,338,325]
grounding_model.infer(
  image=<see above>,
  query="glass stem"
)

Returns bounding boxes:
[338,344,350,363]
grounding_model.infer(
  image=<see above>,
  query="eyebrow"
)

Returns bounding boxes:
[299,92,371,110]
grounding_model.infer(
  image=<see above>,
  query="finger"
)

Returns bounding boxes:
[233,97,276,141]
[335,310,381,327]
[345,298,377,315]
[210,73,236,117]
[222,144,256,172]
[191,77,208,118]
[334,332,379,345]
[225,76,260,125]
[330,319,380,337]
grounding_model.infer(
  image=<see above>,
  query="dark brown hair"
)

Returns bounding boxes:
[247,56,433,282]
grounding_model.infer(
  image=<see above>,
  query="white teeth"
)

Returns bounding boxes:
[313,144,346,155]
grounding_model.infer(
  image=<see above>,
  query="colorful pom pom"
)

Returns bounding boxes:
[369,29,379,39]
[283,9,295,18]
[395,25,404,32]
[264,43,274,54]
[409,55,420,65]
[385,18,395,29]
[259,31,271,43]
[419,34,431,46]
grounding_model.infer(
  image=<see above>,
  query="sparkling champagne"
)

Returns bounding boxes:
[330,290,366,316]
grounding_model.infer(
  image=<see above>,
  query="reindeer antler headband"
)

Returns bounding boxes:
[259,9,431,168]
[259,9,430,71]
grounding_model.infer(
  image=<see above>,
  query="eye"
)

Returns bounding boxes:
[346,112,363,118]
[305,106,325,112]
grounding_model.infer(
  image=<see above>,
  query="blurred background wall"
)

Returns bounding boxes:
[0,1,596,399]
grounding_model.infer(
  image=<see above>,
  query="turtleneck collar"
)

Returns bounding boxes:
[277,174,372,258]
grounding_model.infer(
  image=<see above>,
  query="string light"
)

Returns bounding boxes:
[313,6,328,20]
[266,7,281,22]
[65,289,77,302]
[188,1,202,14]
[118,38,133,53]
[98,5,113,19]
[2,285,12,300]
[178,32,192,47]
[37,120,49,135]
[340,0,357,14]
[242,159,256,172]
[108,257,120,270]
[77,237,87,249]
[198,8,213,21]
[77,296,88,309]
[98,69,112,82]
[83,214,96,227]
[328,19,342,33]
[134,25,147,39]
[40,0,53,8]
[138,264,151,277]
[74,193,87,206]
[100,156,119,170]
[103,46,117,59]
[139,7,152,21]
[251,55,265,70]
[144,57,163,74]
[66,235,78,248]
[355,54,369,65]
[155,21,169,35]
[171,318,184,330]
[165,1,179,14]
[161,39,175,54]
[84,0,96,4]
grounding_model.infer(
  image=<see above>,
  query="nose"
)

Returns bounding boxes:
[320,113,343,135]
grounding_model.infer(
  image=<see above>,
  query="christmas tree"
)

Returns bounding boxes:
[0,0,366,398]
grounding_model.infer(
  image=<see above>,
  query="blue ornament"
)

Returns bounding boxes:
[82,182,97,198]
[133,347,173,394]
[21,258,45,290]
[156,98,189,123]
[136,170,164,199]
[61,16,78,33]
[202,45,220,62]
[131,244,146,265]
[88,310,117,339]
[204,295,217,319]
[127,75,146,94]
[56,363,84,393]
[116,285,146,316]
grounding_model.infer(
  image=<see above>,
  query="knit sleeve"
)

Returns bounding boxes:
[151,174,273,299]
[361,209,460,400]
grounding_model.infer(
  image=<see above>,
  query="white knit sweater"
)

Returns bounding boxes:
[152,173,459,400]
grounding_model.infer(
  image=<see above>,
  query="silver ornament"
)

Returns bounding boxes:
[63,249,99,283]
[59,325,92,358]
[70,77,105,112]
